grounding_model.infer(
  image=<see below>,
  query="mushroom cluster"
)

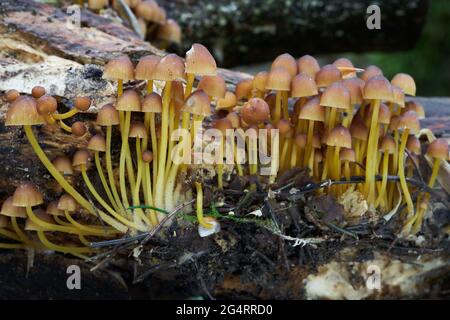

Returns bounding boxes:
[1,46,448,258]
[81,0,181,49]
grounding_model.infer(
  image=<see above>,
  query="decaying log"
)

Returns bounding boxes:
[158,0,430,66]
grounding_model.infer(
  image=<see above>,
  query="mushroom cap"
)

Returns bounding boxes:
[342,78,364,105]
[265,67,292,91]
[152,54,185,81]
[226,112,241,128]
[97,104,120,126]
[135,0,160,22]
[291,73,318,98]
[46,201,64,217]
[320,82,350,110]
[350,118,368,141]
[314,149,323,162]
[326,125,352,148]
[271,53,298,78]
[103,55,134,82]
[391,73,416,96]
[198,75,226,99]
[142,150,153,163]
[235,78,253,101]
[312,134,321,149]
[252,71,268,92]
[379,136,396,154]
[72,150,91,168]
[315,64,341,88]
[12,183,43,207]
[378,103,391,124]
[71,121,87,137]
[399,111,420,134]
[363,76,393,101]
[294,133,307,148]
[88,0,109,10]
[406,135,421,155]
[135,55,161,81]
[275,119,293,138]
[5,89,20,103]
[297,55,320,78]
[5,96,46,126]
[52,156,73,175]
[25,209,54,231]
[241,98,270,125]
[36,95,58,115]
[74,97,91,111]
[333,58,356,78]
[216,91,237,110]
[156,19,182,44]
[340,148,356,162]
[185,43,217,76]
[31,86,46,99]
[213,118,233,135]
[142,92,162,113]
[404,100,425,119]
[87,134,106,152]
[58,194,77,212]
[360,65,383,82]
[170,81,185,115]
[299,96,325,122]
[392,86,405,108]
[116,89,141,112]
[388,115,401,132]
[427,138,449,159]
[129,121,147,138]
[1,197,27,218]
[181,90,211,116]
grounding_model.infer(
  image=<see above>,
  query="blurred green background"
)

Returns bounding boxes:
[347,0,450,96]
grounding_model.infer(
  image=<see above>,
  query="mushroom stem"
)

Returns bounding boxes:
[398,129,415,218]
[185,73,195,99]
[375,150,389,208]
[282,91,289,119]
[106,126,125,213]
[0,243,27,250]
[36,231,90,259]
[25,206,83,235]
[147,80,154,94]
[11,216,31,244]
[57,120,72,133]
[23,125,127,233]
[117,79,123,97]
[52,109,79,120]
[0,228,20,241]
[144,162,158,225]
[155,81,172,209]
[195,182,213,228]
[303,120,314,167]
[119,111,132,209]
[234,142,244,176]
[164,101,176,179]
[327,108,337,130]
[80,164,147,232]
[274,91,282,123]
[63,210,116,236]
[218,136,224,189]
[364,100,380,203]
[94,151,120,213]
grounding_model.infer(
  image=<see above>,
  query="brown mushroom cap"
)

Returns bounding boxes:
[377,103,391,124]
[326,125,352,148]
[291,73,318,98]
[226,111,241,128]
[295,133,307,148]
[5,96,46,126]
[363,76,393,101]
[350,118,369,141]
[241,98,270,125]
[152,54,185,81]
[135,55,161,81]
[31,86,46,99]
[129,121,148,138]
[392,85,405,108]
[88,134,106,152]
[406,135,421,155]
[142,92,162,113]
[333,58,357,78]
[181,90,211,116]
[216,91,237,110]
[12,183,43,207]
[426,138,449,160]
[320,82,350,110]
[297,55,320,78]
[36,95,58,115]
[97,104,120,126]
[360,65,383,82]
[398,111,420,134]
[271,53,298,78]
[5,89,20,103]
[391,73,416,96]
[404,100,425,119]
[340,148,356,162]
[253,71,268,92]
[52,156,74,175]
[388,115,401,132]
[1,197,27,218]
[135,0,160,22]
[142,150,154,163]
[298,96,325,122]
[72,150,91,168]
[156,19,182,44]
[71,121,87,137]
[58,194,77,212]
[116,89,142,112]
[235,78,253,101]
[213,118,233,135]
[342,78,364,105]
[185,43,217,76]
[275,119,293,137]
[315,64,341,88]
[379,136,396,154]
[198,75,226,99]
[103,55,134,82]
[265,67,292,91]
[74,97,91,111]
[46,201,64,217]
